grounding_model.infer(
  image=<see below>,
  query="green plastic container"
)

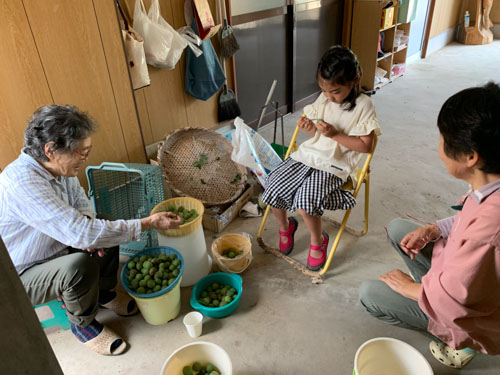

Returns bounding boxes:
[190,273,242,318]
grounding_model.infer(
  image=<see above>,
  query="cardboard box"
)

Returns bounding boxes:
[202,184,254,233]
[380,7,394,29]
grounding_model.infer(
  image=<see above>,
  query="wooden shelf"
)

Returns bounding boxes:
[377,52,392,62]
[351,2,411,91]
[379,24,396,32]
[393,44,408,53]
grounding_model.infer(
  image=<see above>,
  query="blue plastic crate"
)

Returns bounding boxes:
[86,163,164,255]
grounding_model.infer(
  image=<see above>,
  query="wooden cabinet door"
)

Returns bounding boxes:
[0,0,53,169]
[22,0,144,187]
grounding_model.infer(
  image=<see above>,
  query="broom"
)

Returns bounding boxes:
[218,58,241,122]
[220,0,239,59]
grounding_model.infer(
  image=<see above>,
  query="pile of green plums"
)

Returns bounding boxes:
[126,253,181,294]
[165,204,199,225]
[182,362,220,375]
[197,282,237,308]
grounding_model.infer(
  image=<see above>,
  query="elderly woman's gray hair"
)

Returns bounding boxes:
[23,105,97,162]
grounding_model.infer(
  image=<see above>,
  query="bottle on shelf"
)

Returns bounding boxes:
[464,11,470,28]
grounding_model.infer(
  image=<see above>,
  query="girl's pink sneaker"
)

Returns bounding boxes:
[307,231,329,271]
[278,217,298,255]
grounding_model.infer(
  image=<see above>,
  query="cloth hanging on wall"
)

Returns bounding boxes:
[185,19,225,101]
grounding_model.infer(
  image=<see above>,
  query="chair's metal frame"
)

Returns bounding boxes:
[257,125,378,282]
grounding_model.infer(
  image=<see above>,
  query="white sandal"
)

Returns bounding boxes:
[429,340,476,369]
[83,326,127,355]
[100,291,138,316]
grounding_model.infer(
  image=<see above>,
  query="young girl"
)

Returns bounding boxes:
[262,45,381,271]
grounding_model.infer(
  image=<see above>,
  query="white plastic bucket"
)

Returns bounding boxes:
[160,341,232,375]
[158,225,211,287]
[354,337,433,375]
[131,276,182,325]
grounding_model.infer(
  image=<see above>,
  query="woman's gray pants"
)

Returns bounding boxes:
[358,218,433,331]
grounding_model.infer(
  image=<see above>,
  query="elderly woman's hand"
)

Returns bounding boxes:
[141,212,182,231]
[400,223,441,259]
[379,269,421,300]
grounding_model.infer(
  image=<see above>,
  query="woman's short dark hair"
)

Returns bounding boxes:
[316,45,362,111]
[23,105,97,162]
[437,82,500,174]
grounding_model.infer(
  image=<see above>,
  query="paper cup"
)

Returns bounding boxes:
[183,311,203,338]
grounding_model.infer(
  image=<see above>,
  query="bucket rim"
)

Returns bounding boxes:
[160,341,232,375]
[353,337,434,375]
[120,246,184,298]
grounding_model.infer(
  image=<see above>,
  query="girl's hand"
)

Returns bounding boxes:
[315,120,339,138]
[400,223,441,259]
[297,116,316,136]
[379,269,421,300]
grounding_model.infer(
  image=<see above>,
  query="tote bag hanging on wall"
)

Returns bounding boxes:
[117,0,150,89]
[185,19,225,101]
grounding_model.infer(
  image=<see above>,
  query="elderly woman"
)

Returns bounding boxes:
[0,105,180,355]
[359,82,500,369]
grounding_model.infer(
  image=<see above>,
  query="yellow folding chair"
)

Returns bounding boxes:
[257,125,378,284]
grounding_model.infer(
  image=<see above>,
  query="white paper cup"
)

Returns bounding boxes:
[183,311,203,338]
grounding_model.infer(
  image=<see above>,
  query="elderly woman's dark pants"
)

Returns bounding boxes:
[359,218,432,331]
[20,245,119,327]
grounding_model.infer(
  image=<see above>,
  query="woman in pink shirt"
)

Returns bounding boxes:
[359,82,500,369]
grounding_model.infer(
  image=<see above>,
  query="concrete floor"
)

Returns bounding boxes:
[46,41,500,374]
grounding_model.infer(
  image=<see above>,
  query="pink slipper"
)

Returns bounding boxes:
[278,217,298,255]
[307,231,329,271]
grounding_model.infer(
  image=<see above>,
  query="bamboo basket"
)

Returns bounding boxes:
[157,127,247,206]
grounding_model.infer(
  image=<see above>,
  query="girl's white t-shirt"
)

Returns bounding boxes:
[290,93,381,181]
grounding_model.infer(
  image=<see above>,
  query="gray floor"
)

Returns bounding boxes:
[46,42,500,374]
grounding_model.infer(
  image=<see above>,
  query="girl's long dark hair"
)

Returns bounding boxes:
[317,45,362,111]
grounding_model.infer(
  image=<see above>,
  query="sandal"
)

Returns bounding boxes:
[307,231,329,271]
[278,217,298,255]
[83,325,127,355]
[100,291,138,316]
[429,340,476,369]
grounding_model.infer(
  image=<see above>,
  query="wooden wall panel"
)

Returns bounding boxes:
[134,90,154,146]
[0,0,53,170]
[22,0,133,187]
[492,1,500,23]
[429,0,462,38]
[93,0,147,163]
[124,0,233,144]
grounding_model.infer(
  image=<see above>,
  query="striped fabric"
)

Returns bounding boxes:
[262,157,356,216]
[71,320,103,342]
[0,152,142,274]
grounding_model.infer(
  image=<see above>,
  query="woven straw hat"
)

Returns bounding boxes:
[158,127,247,206]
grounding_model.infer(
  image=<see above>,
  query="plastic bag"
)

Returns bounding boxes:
[229,117,282,187]
[133,0,188,69]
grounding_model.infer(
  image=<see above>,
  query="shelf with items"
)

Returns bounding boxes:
[350,0,412,91]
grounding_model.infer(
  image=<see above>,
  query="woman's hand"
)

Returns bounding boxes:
[315,120,339,138]
[400,223,441,259]
[379,269,421,300]
[141,212,181,231]
[85,248,105,257]
[297,116,316,137]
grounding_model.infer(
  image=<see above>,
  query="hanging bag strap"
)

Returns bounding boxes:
[115,0,130,31]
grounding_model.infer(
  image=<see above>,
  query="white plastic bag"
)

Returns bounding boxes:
[230,117,282,187]
[133,0,189,69]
